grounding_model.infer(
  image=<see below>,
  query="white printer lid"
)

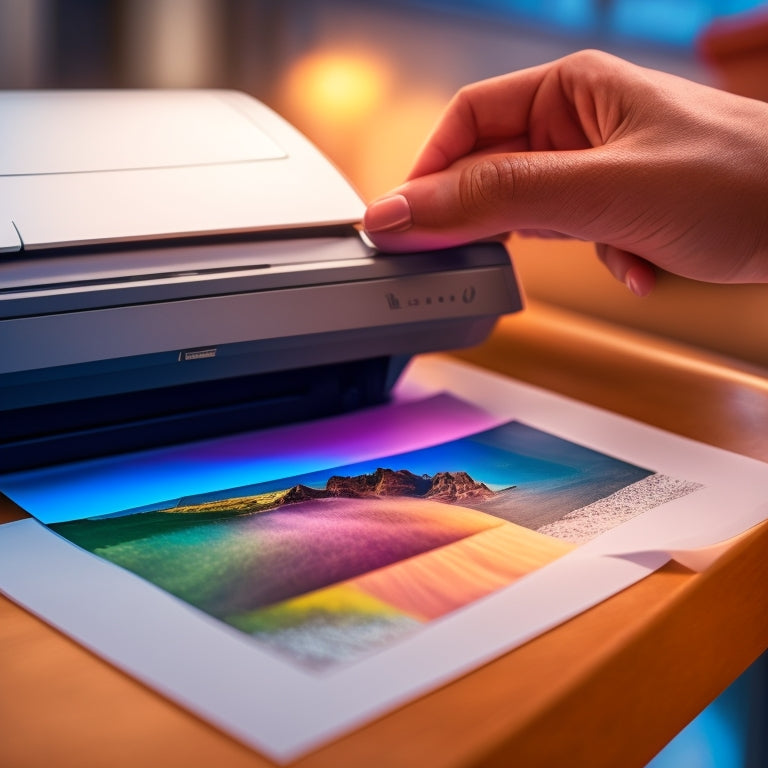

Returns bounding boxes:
[0,90,365,252]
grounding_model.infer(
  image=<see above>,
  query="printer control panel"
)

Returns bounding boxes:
[384,283,477,311]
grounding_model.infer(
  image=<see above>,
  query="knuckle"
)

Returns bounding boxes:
[566,49,607,67]
[559,49,622,91]
[562,48,616,75]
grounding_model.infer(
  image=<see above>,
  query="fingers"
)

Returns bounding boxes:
[405,50,635,181]
[361,170,657,297]
[364,146,623,252]
[405,63,553,179]
[595,243,656,297]
[364,51,636,252]
[364,49,768,287]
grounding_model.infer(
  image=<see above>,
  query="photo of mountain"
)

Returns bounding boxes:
[50,420,701,669]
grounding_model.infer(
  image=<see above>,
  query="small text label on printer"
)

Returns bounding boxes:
[179,348,217,362]
[385,293,401,310]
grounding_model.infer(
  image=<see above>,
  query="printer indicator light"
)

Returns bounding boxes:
[180,348,217,362]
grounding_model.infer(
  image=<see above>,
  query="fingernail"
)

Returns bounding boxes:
[364,194,413,234]
[626,272,651,297]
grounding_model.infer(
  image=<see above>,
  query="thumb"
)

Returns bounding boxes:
[363,150,619,252]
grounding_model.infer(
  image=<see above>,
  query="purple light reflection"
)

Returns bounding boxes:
[1,394,500,524]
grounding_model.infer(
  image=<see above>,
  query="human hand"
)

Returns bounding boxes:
[363,50,768,296]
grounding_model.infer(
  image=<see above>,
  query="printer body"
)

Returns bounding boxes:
[0,90,522,472]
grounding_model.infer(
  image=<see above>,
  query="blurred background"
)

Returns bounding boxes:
[2,1,768,765]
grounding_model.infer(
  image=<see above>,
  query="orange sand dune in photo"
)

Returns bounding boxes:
[350,523,575,621]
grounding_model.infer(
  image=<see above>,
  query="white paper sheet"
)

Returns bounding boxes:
[1,357,767,762]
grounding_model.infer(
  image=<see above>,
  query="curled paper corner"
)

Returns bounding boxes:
[590,494,768,575]
[663,513,768,572]
[603,523,763,574]
[666,529,754,572]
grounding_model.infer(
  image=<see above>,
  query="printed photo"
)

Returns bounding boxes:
[50,421,700,670]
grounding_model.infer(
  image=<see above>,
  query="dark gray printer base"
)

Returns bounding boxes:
[0,356,401,473]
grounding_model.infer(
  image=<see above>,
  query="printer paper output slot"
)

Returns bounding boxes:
[0,263,273,295]
[0,358,397,472]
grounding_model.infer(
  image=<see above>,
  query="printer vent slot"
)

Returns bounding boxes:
[25,224,360,257]
[0,357,392,472]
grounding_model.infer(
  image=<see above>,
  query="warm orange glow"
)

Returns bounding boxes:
[277,48,450,199]
[355,91,449,198]
[282,49,390,124]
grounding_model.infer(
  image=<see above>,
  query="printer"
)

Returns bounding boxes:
[0,89,522,472]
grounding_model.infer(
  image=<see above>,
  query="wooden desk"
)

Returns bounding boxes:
[2,301,767,768]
